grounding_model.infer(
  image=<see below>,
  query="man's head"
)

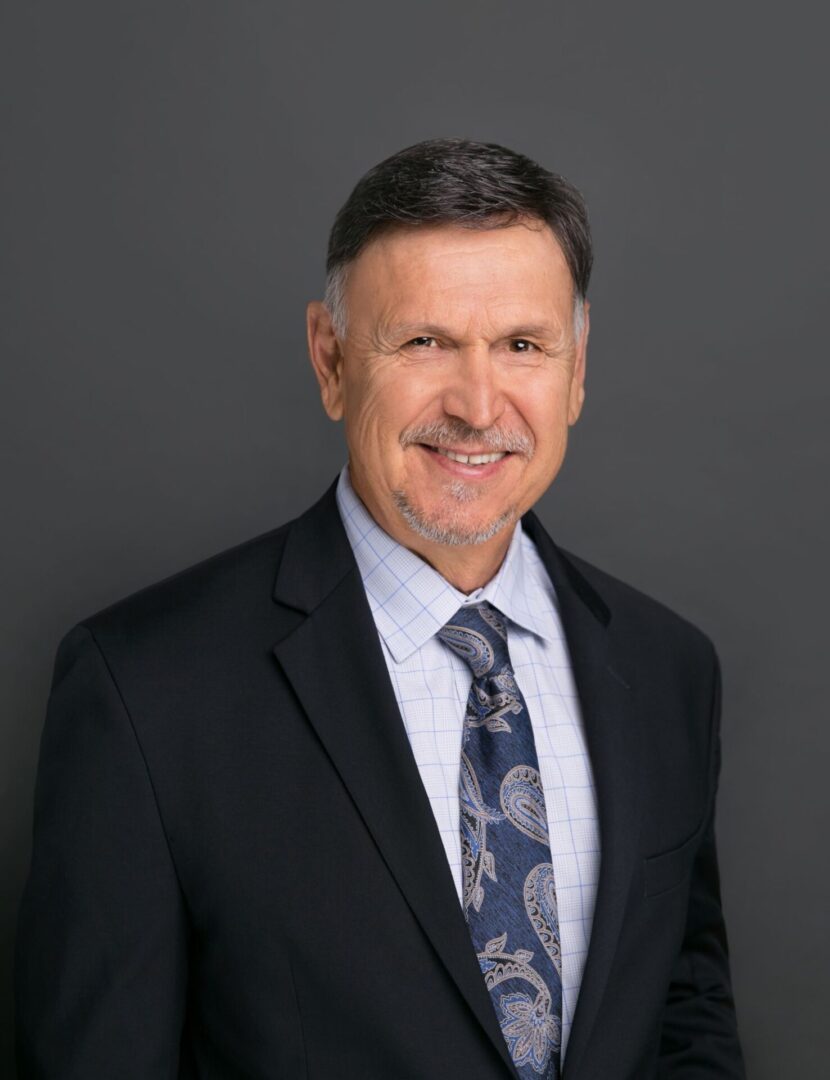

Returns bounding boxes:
[307,138,592,582]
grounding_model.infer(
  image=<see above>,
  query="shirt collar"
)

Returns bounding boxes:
[335,464,558,662]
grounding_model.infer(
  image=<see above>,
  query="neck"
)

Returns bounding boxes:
[413,532,514,594]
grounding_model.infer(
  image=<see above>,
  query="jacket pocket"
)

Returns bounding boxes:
[643,816,707,898]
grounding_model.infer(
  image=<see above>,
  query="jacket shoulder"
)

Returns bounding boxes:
[556,544,718,664]
[77,519,295,650]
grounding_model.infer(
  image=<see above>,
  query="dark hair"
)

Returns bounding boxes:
[325,138,592,324]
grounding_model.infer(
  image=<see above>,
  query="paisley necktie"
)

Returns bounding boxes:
[437,601,562,1079]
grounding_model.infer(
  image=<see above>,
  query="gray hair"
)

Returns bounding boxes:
[323,138,591,347]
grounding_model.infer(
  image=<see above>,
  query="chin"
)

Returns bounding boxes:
[392,489,517,547]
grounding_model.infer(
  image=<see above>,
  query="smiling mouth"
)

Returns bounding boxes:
[419,444,511,466]
[434,448,507,465]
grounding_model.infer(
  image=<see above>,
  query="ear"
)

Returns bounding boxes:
[306,301,345,421]
[568,300,589,426]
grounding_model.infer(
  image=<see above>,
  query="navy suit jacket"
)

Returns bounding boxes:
[15,480,745,1077]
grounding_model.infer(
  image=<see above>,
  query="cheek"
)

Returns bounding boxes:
[514,373,573,456]
[341,382,407,484]
[344,365,439,447]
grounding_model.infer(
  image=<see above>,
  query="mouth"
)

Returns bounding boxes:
[417,443,513,478]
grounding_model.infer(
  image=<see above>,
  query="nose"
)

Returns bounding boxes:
[440,345,506,431]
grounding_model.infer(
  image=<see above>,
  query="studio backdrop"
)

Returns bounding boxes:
[2,2,827,1077]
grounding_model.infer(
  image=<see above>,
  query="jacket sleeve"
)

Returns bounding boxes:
[655,647,746,1078]
[14,624,189,1078]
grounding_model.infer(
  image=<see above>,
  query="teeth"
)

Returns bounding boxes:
[434,448,507,465]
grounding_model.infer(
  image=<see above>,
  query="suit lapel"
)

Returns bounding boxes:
[271,483,518,1075]
[523,513,645,1079]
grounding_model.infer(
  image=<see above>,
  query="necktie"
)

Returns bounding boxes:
[437,602,562,1079]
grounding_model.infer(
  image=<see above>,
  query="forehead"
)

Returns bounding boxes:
[345,221,574,327]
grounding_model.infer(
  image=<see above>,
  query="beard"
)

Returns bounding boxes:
[392,483,518,546]
[392,417,534,546]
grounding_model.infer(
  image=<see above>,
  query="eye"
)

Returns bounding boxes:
[509,339,538,353]
[405,336,438,348]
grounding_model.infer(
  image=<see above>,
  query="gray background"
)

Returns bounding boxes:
[2,2,827,1075]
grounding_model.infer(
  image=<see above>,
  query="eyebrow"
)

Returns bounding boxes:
[387,322,563,342]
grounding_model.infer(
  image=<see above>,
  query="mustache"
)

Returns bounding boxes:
[400,419,534,456]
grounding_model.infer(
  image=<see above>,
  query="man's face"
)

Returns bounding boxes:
[308,219,588,552]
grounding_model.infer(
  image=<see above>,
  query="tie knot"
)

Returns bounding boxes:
[436,601,510,678]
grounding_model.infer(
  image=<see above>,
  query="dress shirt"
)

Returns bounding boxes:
[335,464,600,1059]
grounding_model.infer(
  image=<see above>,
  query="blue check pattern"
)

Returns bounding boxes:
[438,602,563,1078]
[335,464,600,1061]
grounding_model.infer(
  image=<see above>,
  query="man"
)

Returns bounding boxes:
[15,138,745,1078]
